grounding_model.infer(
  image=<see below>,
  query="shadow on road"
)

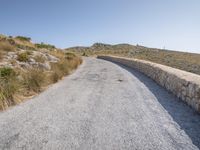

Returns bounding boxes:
[115,62,200,149]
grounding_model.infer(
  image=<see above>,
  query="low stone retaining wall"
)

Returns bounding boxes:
[98,55,200,112]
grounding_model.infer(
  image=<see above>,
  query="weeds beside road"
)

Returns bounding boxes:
[0,35,82,110]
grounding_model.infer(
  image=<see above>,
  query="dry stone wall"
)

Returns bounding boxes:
[98,55,200,112]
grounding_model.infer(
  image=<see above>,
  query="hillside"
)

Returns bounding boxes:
[66,43,200,75]
[0,35,82,110]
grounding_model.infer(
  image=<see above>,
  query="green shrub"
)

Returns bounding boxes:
[65,52,76,60]
[15,36,31,42]
[17,52,29,62]
[0,67,15,78]
[35,42,55,49]
[16,44,35,51]
[82,52,88,57]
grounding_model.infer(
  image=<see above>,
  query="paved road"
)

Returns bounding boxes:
[0,58,200,150]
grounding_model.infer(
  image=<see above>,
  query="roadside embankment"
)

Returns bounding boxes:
[0,35,83,110]
[98,55,200,112]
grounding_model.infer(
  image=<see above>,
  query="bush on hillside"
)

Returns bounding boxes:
[15,36,31,42]
[65,52,76,60]
[0,67,15,78]
[82,52,88,56]
[17,52,30,62]
[16,44,35,51]
[35,42,55,49]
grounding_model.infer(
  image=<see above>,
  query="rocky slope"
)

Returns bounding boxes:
[0,34,82,110]
[0,35,59,70]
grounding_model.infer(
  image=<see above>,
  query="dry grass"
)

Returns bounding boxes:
[0,68,46,110]
[67,44,200,75]
[13,38,35,49]
[0,68,19,110]
[34,55,46,63]
[0,78,20,110]
[50,53,82,83]
[50,50,65,59]
[0,34,83,110]
[0,53,82,110]
[0,51,3,60]
[17,51,30,62]
[22,69,46,93]
[50,60,70,81]
[0,41,15,52]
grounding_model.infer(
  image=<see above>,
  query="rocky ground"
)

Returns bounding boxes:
[0,34,82,110]
[1,49,59,70]
[0,35,60,71]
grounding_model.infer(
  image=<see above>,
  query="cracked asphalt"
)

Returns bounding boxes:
[0,57,200,150]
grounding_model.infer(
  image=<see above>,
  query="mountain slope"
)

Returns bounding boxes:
[66,43,200,75]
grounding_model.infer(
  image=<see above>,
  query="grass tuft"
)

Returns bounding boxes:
[22,69,46,93]
[17,52,30,62]
[0,68,19,110]
[34,55,46,63]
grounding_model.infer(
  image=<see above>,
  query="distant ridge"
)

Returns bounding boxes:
[66,43,200,75]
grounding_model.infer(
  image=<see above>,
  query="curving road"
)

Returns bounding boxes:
[0,57,200,150]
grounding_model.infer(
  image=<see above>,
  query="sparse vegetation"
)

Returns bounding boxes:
[34,55,46,63]
[0,67,15,78]
[65,52,76,60]
[15,36,31,42]
[82,52,88,57]
[0,34,82,110]
[50,53,82,82]
[0,41,15,52]
[50,49,65,59]
[22,69,46,93]
[17,52,30,62]
[0,51,3,60]
[0,68,19,109]
[35,42,55,50]
[67,43,200,75]
[0,40,15,60]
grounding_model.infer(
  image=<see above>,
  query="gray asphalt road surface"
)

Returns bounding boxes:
[0,57,200,150]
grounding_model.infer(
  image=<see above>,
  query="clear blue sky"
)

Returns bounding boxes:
[0,0,200,53]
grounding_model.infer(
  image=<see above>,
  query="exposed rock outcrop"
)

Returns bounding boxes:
[1,50,59,70]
